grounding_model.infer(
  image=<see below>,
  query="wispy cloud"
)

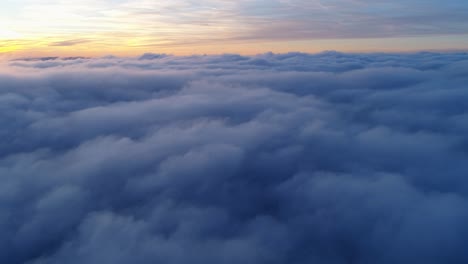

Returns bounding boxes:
[50,39,90,46]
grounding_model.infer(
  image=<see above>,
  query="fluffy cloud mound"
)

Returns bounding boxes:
[1,52,468,264]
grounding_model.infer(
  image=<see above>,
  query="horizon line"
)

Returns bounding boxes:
[3,48,468,61]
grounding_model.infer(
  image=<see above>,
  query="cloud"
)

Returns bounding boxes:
[49,39,90,47]
[1,52,468,264]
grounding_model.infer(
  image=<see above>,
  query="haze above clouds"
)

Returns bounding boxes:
[2,52,468,263]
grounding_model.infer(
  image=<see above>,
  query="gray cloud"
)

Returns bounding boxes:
[1,52,468,263]
[235,0,468,40]
[49,39,90,47]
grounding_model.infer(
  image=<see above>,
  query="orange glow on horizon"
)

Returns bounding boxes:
[2,35,468,59]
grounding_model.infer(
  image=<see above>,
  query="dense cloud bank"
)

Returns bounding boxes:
[1,51,468,264]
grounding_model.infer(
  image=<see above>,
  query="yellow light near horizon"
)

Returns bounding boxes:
[0,44,20,53]
[0,29,23,53]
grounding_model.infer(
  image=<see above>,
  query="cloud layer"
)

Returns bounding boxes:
[2,52,468,264]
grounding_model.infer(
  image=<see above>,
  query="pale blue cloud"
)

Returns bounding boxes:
[2,51,468,264]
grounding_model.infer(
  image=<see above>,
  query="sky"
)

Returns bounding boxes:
[1,0,468,56]
[2,2,468,263]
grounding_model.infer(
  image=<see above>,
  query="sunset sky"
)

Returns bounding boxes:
[1,0,468,56]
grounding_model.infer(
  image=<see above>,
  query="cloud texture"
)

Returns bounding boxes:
[1,51,468,263]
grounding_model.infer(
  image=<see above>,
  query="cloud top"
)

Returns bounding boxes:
[1,52,468,264]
